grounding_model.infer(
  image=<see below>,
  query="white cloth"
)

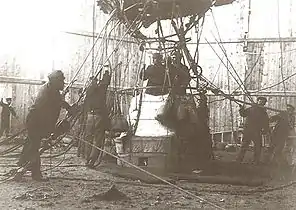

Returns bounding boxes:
[128,93,174,137]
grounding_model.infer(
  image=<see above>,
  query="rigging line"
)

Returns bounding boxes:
[194,15,205,63]
[79,7,146,101]
[205,85,283,112]
[155,18,172,94]
[92,21,119,77]
[92,19,120,78]
[226,60,235,144]
[184,8,212,35]
[244,48,296,55]
[210,9,254,102]
[41,148,67,173]
[208,97,227,104]
[63,9,117,95]
[250,71,296,93]
[209,33,254,103]
[77,137,226,210]
[277,0,288,105]
[95,0,149,75]
[0,111,82,182]
[203,37,253,102]
[231,44,264,94]
[210,59,223,84]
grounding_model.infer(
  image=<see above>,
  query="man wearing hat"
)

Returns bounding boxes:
[0,97,17,138]
[16,70,75,181]
[140,52,171,96]
[236,96,270,164]
[265,104,295,165]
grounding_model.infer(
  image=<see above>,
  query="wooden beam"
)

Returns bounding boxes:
[198,37,296,45]
[0,76,84,88]
[63,31,138,44]
[208,90,296,97]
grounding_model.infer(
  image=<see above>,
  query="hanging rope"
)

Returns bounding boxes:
[204,36,254,103]
[210,9,254,103]
[63,9,118,95]
[277,0,288,106]
[231,44,265,95]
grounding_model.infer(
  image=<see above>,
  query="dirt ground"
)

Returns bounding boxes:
[1,145,296,210]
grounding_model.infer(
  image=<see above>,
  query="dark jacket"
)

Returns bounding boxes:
[239,105,269,133]
[0,101,16,126]
[26,82,70,137]
[84,73,111,117]
[170,63,190,95]
[270,111,295,135]
[141,63,169,96]
[141,63,190,96]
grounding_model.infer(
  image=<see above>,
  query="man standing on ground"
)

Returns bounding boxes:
[84,71,111,168]
[0,97,17,137]
[265,104,295,165]
[15,70,75,181]
[236,96,270,164]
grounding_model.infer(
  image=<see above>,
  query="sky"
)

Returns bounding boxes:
[0,0,84,77]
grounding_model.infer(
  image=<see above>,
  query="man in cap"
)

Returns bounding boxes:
[15,70,75,181]
[0,97,17,138]
[140,52,171,96]
[236,96,270,164]
[265,104,295,165]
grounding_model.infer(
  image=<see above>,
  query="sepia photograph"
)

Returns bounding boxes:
[0,0,295,209]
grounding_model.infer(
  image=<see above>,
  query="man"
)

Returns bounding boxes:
[84,71,111,168]
[155,51,191,125]
[0,97,17,137]
[236,96,270,164]
[170,50,191,96]
[77,76,98,158]
[140,53,170,96]
[15,70,74,181]
[265,104,295,165]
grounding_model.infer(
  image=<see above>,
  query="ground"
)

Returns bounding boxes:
[1,144,296,210]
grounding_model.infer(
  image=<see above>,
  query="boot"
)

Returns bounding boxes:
[12,168,26,182]
[32,175,49,182]
[32,172,49,182]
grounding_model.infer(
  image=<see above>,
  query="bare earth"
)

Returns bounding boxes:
[1,147,296,210]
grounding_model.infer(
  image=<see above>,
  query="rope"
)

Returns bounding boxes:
[63,9,118,95]
[194,15,205,63]
[226,60,235,144]
[78,5,147,101]
[231,44,264,95]
[0,129,26,146]
[210,9,254,103]
[254,72,296,92]
[204,36,254,102]
[277,0,288,106]
[78,137,226,210]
